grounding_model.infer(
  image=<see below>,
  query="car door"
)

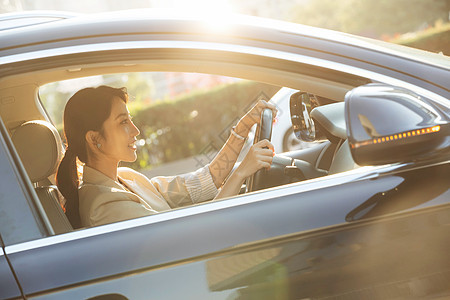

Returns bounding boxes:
[3,156,449,299]
[1,90,449,299]
[0,118,48,300]
[0,246,23,300]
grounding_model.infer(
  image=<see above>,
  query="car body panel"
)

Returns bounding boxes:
[5,162,450,298]
[25,203,450,300]
[0,11,79,31]
[0,247,23,300]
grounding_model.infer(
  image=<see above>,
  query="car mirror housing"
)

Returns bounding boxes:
[345,83,450,166]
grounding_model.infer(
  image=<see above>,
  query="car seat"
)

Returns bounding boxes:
[12,120,73,234]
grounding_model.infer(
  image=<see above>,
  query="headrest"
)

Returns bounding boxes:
[12,120,64,183]
[311,102,347,140]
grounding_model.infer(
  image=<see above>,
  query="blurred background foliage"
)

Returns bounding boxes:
[288,0,450,39]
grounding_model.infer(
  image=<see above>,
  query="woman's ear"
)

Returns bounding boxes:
[85,130,101,151]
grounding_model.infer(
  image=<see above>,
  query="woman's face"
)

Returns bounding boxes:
[97,97,140,163]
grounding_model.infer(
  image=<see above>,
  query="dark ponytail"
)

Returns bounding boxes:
[56,148,80,227]
[56,86,128,228]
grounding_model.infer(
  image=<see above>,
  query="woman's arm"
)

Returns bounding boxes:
[209,100,277,188]
[131,100,277,207]
[214,139,274,199]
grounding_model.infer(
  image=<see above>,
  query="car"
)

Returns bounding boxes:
[0,9,449,300]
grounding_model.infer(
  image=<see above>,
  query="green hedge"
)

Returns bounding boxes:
[125,81,279,170]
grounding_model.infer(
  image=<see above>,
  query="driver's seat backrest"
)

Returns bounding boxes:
[12,120,73,234]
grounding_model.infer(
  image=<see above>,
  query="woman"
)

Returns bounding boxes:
[57,85,276,228]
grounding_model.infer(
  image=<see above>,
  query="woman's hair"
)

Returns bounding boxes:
[56,85,128,228]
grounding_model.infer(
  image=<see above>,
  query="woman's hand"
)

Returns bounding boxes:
[235,139,274,179]
[234,100,278,138]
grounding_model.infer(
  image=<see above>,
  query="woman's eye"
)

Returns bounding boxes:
[120,115,133,125]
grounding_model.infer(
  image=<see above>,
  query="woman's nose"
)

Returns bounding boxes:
[131,121,140,137]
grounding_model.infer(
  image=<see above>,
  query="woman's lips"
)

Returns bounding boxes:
[128,141,137,150]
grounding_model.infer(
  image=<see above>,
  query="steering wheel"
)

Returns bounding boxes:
[246,108,273,192]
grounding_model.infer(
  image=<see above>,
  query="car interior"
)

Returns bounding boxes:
[0,57,372,234]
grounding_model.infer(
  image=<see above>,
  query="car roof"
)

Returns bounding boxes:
[1,9,448,69]
[1,9,448,103]
[0,10,81,31]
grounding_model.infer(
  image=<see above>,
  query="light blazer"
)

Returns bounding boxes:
[79,165,218,227]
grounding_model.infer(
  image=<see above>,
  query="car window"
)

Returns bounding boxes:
[39,72,280,176]
[35,71,367,229]
[30,70,383,232]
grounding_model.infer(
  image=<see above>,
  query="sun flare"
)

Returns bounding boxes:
[155,0,235,31]
[155,0,233,15]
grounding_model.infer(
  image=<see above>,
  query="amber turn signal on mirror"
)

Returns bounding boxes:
[345,84,449,166]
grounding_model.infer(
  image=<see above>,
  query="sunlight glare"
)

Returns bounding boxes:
[157,0,235,32]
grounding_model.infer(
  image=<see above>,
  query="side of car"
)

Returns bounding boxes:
[0,11,449,299]
[2,131,449,299]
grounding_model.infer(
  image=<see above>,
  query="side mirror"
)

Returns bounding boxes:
[290,92,317,141]
[345,83,449,165]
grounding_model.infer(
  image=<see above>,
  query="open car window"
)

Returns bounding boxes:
[39,72,281,176]
[28,70,371,231]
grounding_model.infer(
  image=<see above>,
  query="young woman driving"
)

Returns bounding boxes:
[56,86,276,228]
